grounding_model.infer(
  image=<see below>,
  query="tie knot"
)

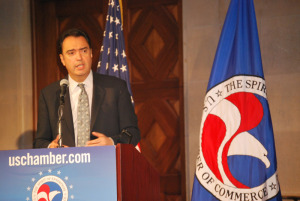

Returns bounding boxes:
[78,83,85,90]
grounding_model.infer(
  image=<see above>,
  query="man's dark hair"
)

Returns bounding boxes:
[58,28,92,54]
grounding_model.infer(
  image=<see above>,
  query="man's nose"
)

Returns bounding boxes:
[75,51,83,60]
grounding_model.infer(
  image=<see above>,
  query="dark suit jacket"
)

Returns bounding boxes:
[33,72,140,148]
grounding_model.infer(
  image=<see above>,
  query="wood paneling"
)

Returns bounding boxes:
[124,1,185,200]
[31,0,184,200]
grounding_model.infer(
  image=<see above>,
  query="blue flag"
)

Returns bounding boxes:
[97,0,133,103]
[191,0,281,200]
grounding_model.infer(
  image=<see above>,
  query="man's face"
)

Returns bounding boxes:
[59,36,93,82]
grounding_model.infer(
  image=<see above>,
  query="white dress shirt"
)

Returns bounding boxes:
[68,70,93,146]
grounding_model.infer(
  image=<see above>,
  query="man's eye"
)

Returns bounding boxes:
[67,51,75,55]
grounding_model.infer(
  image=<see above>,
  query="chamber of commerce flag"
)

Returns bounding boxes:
[191,0,281,200]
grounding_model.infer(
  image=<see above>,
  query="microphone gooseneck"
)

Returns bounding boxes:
[58,79,69,148]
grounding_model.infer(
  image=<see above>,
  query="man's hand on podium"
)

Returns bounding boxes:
[48,135,69,148]
[48,132,114,148]
[86,132,114,146]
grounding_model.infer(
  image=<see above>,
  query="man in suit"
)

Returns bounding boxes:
[33,28,140,148]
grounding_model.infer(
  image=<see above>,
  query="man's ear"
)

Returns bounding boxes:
[59,54,65,66]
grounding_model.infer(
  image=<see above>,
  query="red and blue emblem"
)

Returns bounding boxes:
[194,76,280,200]
[36,183,62,201]
[28,170,71,201]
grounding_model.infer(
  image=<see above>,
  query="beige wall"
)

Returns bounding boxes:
[0,0,32,150]
[183,0,300,199]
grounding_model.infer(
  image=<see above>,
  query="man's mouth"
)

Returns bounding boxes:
[76,64,84,69]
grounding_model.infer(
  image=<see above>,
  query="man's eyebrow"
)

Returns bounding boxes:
[65,47,89,53]
[66,49,75,53]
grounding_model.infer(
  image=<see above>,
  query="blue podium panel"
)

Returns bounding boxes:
[0,146,117,201]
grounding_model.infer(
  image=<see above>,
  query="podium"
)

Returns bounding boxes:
[0,144,160,201]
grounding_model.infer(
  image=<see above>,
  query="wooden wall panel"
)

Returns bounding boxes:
[32,0,184,200]
[123,0,185,200]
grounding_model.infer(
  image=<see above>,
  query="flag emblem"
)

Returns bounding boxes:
[196,75,280,200]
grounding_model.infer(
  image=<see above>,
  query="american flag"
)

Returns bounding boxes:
[97,0,133,103]
[97,0,141,151]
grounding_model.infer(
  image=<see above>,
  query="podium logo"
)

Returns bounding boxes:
[26,169,74,201]
[32,175,68,201]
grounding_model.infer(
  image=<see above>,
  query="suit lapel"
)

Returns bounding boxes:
[91,75,105,130]
[62,88,75,146]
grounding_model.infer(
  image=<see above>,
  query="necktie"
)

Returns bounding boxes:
[77,83,90,147]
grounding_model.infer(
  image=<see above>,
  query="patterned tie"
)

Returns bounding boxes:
[77,83,90,147]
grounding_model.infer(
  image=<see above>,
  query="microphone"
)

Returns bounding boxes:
[58,79,69,148]
[59,79,69,105]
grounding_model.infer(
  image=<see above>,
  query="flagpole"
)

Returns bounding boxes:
[119,0,123,24]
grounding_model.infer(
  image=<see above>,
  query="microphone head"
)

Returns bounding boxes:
[60,79,69,86]
[59,79,69,105]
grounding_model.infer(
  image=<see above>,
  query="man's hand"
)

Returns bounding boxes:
[48,135,69,148]
[86,132,114,146]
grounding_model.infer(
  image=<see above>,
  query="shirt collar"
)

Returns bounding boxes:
[68,70,93,93]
